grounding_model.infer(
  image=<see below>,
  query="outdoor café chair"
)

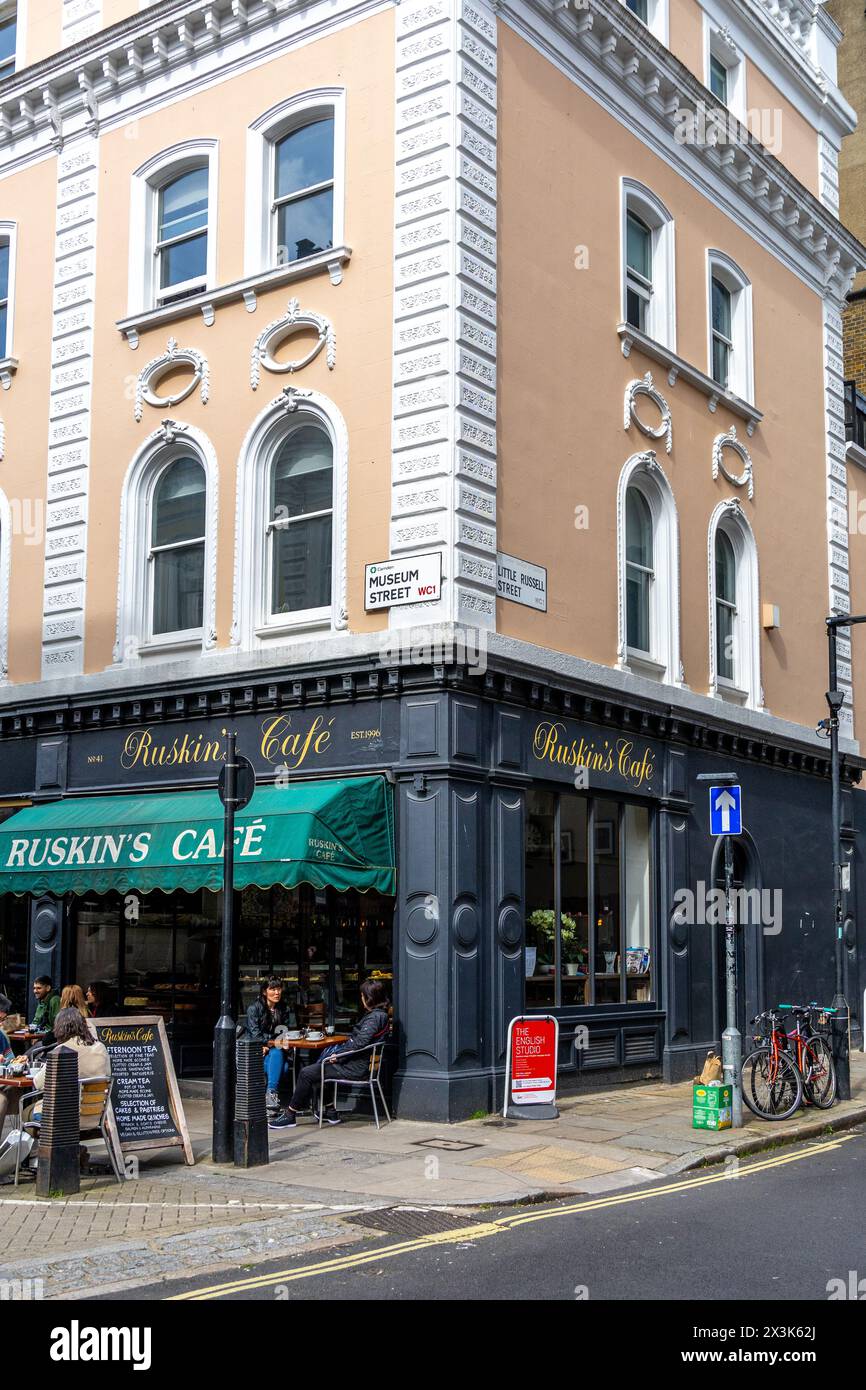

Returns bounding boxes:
[317,1041,391,1130]
[14,1077,124,1187]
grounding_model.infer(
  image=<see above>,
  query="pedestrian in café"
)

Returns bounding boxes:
[31,977,60,1032]
[85,982,110,1018]
[60,984,89,1019]
[270,978,391,1129]
[245,978,297,1113]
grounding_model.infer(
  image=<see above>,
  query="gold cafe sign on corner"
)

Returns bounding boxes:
[531,719,657,793]
[117,715,338,775]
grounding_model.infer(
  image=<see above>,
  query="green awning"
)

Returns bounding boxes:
[0,776,395,898]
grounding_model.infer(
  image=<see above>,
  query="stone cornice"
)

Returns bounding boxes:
[502,0,865,301]
[0,0,386,159]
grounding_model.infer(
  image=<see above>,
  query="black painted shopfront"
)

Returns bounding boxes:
[0,649,861,1120]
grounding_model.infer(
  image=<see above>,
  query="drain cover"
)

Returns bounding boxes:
[347,1208,482,1238]
[409,1137,483,1152]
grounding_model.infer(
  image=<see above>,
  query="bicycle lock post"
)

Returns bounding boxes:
[722,830,743,1127]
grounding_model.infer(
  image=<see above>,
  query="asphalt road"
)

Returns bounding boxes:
[100,1128,866,1303]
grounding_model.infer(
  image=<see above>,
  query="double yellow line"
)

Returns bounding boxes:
[169,1134,855,1300]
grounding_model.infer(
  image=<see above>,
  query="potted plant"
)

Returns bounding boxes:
[527,910,587,974]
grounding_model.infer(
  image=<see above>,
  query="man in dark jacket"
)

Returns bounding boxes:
[269,979,390,1128]
[244,979,297,1113]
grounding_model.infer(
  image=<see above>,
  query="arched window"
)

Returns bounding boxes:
[273,119,335,265]
[127,141,218,314]
[114,424,218,665]
[244,91,346,276]
[233,389,348,648]
[621,180,676,350]
[707,251,753,403]
[714,529,737,683]
[625,487,653,655]
[149,457,206,637]
[155,167,209,304]
[269,424,333,619]
[708,501,761,707]
[617,453,681,684]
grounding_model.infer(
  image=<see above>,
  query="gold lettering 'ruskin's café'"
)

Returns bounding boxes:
[119,715,336,773]
[531,720,656,792]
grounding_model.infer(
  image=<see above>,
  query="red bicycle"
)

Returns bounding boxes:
[741,1009,803,1120]
[777,1002,838,1109]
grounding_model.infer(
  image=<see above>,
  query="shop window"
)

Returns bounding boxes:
[709,502,761,708]
[0,890,28,1014]
[127,140,218,315]
[525,791,653,1009]
[233,391,348,647]
[115,426,218,664]
[707,251,753,403]
[618,457,681,684]
[244,90,345,276]
[621,180,676,350]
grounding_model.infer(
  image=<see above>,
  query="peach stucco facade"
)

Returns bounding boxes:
[496,25,828,730]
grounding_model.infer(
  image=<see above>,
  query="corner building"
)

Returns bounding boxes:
[0,0,863,1119]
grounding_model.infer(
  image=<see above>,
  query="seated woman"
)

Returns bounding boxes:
[270,978,390,1129]
[85,982,110,1018]
[60,984,90,1018]
[27,1007,111,1122]
[245,978,297,1114]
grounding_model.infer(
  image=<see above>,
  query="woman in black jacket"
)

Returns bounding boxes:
[269,978,390,1128]
[246,978,297,1113]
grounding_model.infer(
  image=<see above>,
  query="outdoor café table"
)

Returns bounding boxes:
[8,1030,48,1054]
[278,1034,349,1089]
[0,1073,37,1130]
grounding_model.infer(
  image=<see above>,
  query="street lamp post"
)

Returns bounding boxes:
[212,730,238,1165]
[823,615,866,1103]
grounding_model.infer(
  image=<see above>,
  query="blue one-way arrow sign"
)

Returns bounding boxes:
[709,785,742,836]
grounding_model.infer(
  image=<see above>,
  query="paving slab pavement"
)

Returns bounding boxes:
[2,1050,864,1298]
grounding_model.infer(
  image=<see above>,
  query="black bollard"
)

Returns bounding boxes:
[234,1038,269,1168]
[36,1047,80,1196]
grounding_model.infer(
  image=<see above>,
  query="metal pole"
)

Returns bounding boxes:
[827,620,851,1101]
[721,832,743,1128]
[212,730,238,1164]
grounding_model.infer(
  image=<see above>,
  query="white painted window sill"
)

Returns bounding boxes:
[846,441,866,472]
[625,650,668,681]
[715,679,749,706]
[136,635,204,657]
[0,356,19,390]
[254,614,332,641]
[117,247,352,348]
[617,324,762,435]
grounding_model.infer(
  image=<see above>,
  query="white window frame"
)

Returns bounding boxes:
[616,451,682,686]
[707,250,754,405]
[127,140,219,316]
[708,499,761,709]
[232,388,348,648]
[113,423,218,666]
[703,16,746,123]
[0,1,26,84]
[244,89,346,278]
[0,219,17,363]
[619,0,668,45]
[621,180,676,353]
[0,485,10,683]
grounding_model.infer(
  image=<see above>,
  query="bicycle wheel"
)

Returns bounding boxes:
[802,1036,837,1109]
[742,1046,803,1120]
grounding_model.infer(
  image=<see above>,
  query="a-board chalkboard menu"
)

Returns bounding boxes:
[93,1016,193,1165]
